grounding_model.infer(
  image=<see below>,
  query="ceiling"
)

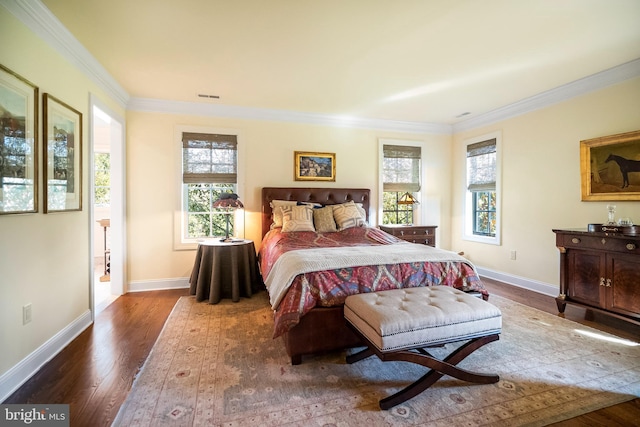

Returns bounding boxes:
[40,0,640,126]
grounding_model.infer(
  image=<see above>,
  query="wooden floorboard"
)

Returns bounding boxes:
[4,288,189,427]
[482,278,640,427]
[4,281,639,426]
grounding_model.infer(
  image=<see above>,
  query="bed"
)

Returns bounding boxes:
[260,187,488,365]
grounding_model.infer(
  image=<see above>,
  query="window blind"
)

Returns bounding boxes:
[182,132,237,184]
[466,138,496,191]
[382,144,421,192]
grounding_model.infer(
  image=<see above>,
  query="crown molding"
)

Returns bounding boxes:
[453,58,640,133]
[1,0,129,108]
[128,97,453,134]
[5,1,638,134]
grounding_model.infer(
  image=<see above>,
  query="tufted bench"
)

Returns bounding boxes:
[344,286,502,409]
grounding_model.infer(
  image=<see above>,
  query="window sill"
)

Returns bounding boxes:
[462,234,500,245]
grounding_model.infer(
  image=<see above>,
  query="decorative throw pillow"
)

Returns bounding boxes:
[332,201,365,230]
[270,200,298,229]
[313,206,338,233]
[281,205,315,232]
[354,202,368,222]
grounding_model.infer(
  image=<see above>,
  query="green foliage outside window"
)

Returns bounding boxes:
[473,191,496,236]
[94,152,110,206]
[187,183,235,238]
[382,191,413,225]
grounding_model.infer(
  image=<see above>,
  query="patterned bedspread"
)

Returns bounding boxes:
[259,227,487,338]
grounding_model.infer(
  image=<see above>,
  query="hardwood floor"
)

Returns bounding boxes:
[482,278,640,427]
[4,288,189,426]
[4,281,639,426]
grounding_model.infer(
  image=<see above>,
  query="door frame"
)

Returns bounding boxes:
[89,94,126,318]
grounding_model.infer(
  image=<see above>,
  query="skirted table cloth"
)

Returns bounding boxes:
[189,239,263,304]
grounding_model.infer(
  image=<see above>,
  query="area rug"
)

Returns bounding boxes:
[112,292,640,427]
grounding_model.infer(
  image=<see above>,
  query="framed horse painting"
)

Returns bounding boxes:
[580,129,640,201]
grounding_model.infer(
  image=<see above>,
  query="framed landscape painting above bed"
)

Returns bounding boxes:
[294,151,335,181]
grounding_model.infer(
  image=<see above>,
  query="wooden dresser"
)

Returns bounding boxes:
[553,228,640,326]
[379,225,437,247]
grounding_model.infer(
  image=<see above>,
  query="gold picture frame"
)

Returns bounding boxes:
[294,151,336,181]
[580,129,640,201]
[43,93,83,212]
[0,64,39,214]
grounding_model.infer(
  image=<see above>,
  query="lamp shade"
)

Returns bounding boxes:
[212,193,244,209]
[212,193,244,242]
[397,192,419,205]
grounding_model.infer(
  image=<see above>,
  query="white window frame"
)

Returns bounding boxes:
[463,131,501,245]
[378,138,425,226]
[173,125,245,250]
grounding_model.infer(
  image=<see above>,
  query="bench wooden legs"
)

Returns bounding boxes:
[347,334,500,410]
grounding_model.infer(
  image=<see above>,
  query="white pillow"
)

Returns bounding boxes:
[354,202,368,222]
[270,200,298,229]
[332,201,365,230]
[281,205,315,232]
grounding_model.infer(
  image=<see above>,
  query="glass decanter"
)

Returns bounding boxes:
[606,204,616,225]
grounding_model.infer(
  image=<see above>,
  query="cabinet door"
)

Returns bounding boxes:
[567,249,605,308]
[606,252,640,318]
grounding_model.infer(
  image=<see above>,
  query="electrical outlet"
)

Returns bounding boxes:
[510,250,517,260]
[23,304,32,325]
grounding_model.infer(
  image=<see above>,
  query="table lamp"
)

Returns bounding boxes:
[212,193,244,242]
[397,192,419,225]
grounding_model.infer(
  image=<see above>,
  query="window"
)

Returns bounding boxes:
[464,133,500,244]
[94,152,110,206]
[182,132,238,239]
[382,144,421,225]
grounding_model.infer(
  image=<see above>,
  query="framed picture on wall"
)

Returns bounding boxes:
[294,151,336,181]
[43,93,83,212]
[580,129,640,201]
[0,64,39,214]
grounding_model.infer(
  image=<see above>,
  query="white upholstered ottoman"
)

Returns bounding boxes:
[344,286,502,409]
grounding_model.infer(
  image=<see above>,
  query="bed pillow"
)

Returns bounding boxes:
[332,201,365,230]
[297,201,323,208]
[354,202,368,222]
[281,205,315,232]
[270,200,298,229]
[313,206,338,233]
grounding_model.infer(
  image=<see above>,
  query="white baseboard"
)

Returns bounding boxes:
[0,310,93,403]
[126,272,555,298]
[477,267,558,297]
[127,277,189,293]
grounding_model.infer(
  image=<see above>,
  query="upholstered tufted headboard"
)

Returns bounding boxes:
[261,187,370,238]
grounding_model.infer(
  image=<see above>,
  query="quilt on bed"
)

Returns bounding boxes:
[259,227,487,338]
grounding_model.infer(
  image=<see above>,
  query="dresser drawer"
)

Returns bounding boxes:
[403,236,435,245]
[379,225,437,247]
[560,233,640,255]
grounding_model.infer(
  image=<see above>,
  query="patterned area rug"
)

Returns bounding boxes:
[112,292,640,426]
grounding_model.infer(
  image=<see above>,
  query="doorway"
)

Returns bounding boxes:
[90,98,125,316]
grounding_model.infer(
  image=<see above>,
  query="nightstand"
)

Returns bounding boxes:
[379,225,437,247]
[189,239,263,304]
